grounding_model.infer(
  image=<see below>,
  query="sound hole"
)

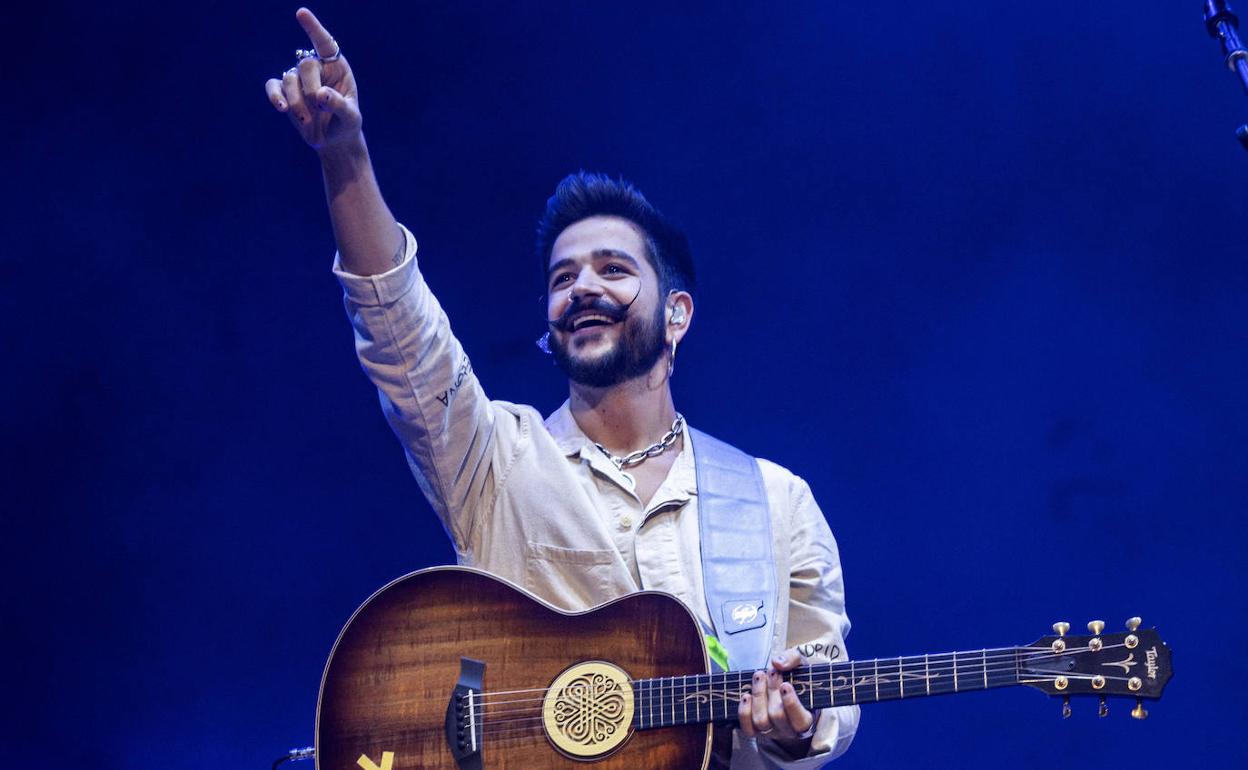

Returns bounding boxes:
[543,661,635,759]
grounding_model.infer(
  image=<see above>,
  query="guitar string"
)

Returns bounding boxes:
[468,655,1029,715]
[469,669,1145,741]
[466,649,1139,734]
[469,669,1029,740]
[465,644,1120,718]
[471,662,1023,726]
[467,645,1031,703]
[466,653,1143,738]
[461,647,1137,734]
[465,643,1120,710]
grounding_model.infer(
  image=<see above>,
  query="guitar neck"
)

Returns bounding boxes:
[632,647,1026,730]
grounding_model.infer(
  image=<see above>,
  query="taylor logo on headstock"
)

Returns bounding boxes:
[731,603,758,625]
[1146,647,1159,679]
[1102,653,1137,673]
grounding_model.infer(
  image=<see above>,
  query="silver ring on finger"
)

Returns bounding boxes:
[321,40,342,62]
[295,48,318,62]
[759,727,775,735]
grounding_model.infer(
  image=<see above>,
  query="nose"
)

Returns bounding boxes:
[568,266,604,303]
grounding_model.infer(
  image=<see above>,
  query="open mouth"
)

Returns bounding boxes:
[569,314,618,332]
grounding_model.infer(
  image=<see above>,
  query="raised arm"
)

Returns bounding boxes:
[264,7,402,275]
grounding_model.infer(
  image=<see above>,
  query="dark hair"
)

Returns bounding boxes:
[536,172,696,295]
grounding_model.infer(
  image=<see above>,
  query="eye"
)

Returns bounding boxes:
[550,272,573,288]
[603,263,629,276]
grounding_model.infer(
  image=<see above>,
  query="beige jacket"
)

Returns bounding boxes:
[334,226,860,768]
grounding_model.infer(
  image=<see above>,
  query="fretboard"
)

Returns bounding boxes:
[632,647,1025,730]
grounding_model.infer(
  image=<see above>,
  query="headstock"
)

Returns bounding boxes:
[1019,617,1172,719]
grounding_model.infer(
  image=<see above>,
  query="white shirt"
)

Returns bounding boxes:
[334,225,860,768]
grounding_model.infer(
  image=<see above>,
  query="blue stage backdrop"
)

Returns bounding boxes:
[5,1,1245,767]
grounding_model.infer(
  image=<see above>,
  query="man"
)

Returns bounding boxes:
[266,8,859,768]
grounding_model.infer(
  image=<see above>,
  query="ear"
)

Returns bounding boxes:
[666,291,694,345]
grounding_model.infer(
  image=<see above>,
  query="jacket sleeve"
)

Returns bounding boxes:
[756,476,860,768]
[332,225,503,554]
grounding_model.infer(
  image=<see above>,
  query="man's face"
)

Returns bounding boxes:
[545,216,667,388]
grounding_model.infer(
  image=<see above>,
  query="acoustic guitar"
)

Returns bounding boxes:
[316,566,1171,769]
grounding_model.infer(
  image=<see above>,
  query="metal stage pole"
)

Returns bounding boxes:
[1204,0,1248,150]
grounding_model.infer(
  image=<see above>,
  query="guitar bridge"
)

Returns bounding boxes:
[445,657,485,770]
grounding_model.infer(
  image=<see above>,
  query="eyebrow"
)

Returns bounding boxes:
[547,249,642,278]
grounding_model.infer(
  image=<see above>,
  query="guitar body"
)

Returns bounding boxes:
[317,566,713,769]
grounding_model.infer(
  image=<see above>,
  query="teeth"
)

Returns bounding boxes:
[573,315,614,330]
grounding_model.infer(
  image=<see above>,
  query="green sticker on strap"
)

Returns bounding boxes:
[705,633,730,672]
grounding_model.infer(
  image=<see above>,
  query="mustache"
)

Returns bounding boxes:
[549,296,631,332]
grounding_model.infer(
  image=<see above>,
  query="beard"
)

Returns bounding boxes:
[549,299,667,388]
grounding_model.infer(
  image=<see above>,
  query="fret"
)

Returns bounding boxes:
[666,675,672,725]
[648,677,655,728]
[664,675,671,726]
[719,673,731,722]
[671,674,677,726]
[637,678,646,730]
[874,657,896,702]
[683,673,693,728]
[655,675,663,728]
[638,673,648,728]
[643,678,653,728]
[825,662,835,710]
[654,675,661,728]
[669,675,677,726]
[820,663,832,708]
[688,674,697,725]
[653,676,663,728]
[636,647,1032,730]
[635,678,642,730]
[666,675,674,727]
[809,664,818,711]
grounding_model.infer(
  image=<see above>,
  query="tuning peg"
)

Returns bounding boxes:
[1088,620,1105,635]
[1131,698,1148,719]
[1126,616,1142,631]
[1052,622,1070,637]
[1061,696,1071,719]
[1098,696,1109,718]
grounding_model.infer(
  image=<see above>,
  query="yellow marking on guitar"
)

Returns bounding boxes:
[356,751,394,770]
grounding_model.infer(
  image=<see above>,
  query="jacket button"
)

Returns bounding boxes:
[620,514,634,528]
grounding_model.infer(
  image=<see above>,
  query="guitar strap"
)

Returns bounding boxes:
[688,428,778,671]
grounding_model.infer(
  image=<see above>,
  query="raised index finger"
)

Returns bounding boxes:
[295,7,337,58]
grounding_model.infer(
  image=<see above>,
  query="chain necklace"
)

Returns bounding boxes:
[594,414,685,471]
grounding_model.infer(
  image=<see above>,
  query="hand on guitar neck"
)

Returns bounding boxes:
[739,649,817,752]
